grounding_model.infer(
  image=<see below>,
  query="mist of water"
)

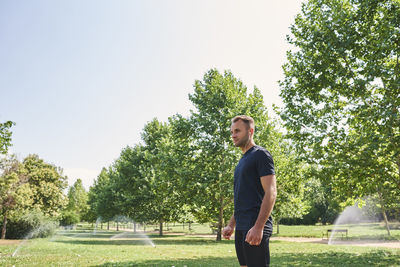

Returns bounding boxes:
[93,217,102,235]
[108,216,155,247]
[12,215,155,257]
[328,204,377,245]
[12,224,55,257]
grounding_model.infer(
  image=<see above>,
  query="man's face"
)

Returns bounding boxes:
[231,120,251,148]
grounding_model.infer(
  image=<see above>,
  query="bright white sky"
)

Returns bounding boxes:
[0,0,304,190]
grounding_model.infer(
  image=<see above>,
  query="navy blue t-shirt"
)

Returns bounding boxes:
[234,145,275,233]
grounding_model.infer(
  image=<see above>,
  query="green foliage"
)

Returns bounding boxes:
[279,0,400,223]
[65,178,88,222]
[23,154,68,217]
[1,210,57,239]
[139,119,183,227]
[257,126,310,223]
[1,154,67,239]
[185,69,271,239]
[112,145,149,223]
[60,210,80,226]
[88,168,120,222]
[0,155,33,238]
[183,69,309,239]
[98,118,186,235]
[280,177,341,225]
[0,155,32,216]
[0,121,15,154]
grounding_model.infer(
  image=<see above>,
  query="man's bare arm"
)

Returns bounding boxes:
[253,174,277,229]
[245,174,277,245]
[222,214,236,240]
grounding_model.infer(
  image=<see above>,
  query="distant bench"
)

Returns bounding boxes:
[326,229,348,239]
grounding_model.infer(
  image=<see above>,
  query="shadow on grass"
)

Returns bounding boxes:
[53,235,225,246]
[93,250,400,267]
[94,256,238,267]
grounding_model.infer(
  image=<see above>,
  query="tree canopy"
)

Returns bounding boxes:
[279,0,400,233]
[0,121,15,154]
[0,154,67,239]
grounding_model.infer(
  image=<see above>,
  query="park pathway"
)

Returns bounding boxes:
[270,236,400,249]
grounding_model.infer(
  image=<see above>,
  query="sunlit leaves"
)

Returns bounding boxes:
[0,121,15,154]
[279,0,400,213]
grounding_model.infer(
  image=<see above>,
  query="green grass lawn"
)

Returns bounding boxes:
[275,223,400,240]
[81,221,400,239]
[1,226,399,267]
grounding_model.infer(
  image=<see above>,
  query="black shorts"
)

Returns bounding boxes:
[235,229,270,267]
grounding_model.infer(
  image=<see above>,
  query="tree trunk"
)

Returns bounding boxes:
[117,221,119,231]
[159,220,163,236]
[397,160,400,189]
[216,195,224,241]
[382,209,391,236]
[101,222,103,230]
[1,211,7,239]
[107,221,109,230]
[134,222,137,233]
[276,220,280,234]
[378,190,391,236]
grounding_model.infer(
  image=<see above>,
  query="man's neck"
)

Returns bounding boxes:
[241,141,256,154]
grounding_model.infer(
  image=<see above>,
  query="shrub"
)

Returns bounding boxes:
[1,211,57,239]
[60,210,80,226]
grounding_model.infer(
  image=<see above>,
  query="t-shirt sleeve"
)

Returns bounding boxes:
[256,150,275,177]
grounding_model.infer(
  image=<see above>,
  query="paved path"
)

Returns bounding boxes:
[270,236,400,249]
[0,240,21,245]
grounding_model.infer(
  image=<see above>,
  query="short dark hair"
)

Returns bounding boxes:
[232,115,255,130]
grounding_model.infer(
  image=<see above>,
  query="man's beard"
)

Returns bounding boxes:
[235,134,250,148]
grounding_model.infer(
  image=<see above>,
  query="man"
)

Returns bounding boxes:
[222,115,277,267]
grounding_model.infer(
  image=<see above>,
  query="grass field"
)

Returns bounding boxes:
[0,224,399,267]
[93,221,400,239]
[275,223,400,240]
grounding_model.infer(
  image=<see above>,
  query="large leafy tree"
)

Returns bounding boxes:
[23,155,68,217]
[186,69,299,240]
[88,167,121,228]
[1,154,67,238]
[65,179,89,222]
[257,130,309,232]
[0,155,32,239]
[0,121,15,154]
[110,118,185,235]
[279,0,400,232]
[113,144,150,226]
[139,118,182,235]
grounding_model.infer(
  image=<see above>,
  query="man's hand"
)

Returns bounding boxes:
[222,225,234,240]
[245,226,263,246]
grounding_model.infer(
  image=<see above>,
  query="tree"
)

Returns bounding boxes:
[263,139,309,233]
[83,189,99,225]
[279,0,400,232]
[113,144,152,227]
[88,167,121,228]
[0,121,15,154]
[23,154,68,217]
[139,118,182,235]
[0,155,32,239]
[64,179,89,222]
[186,69,305,240]
[95,118,185,235]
